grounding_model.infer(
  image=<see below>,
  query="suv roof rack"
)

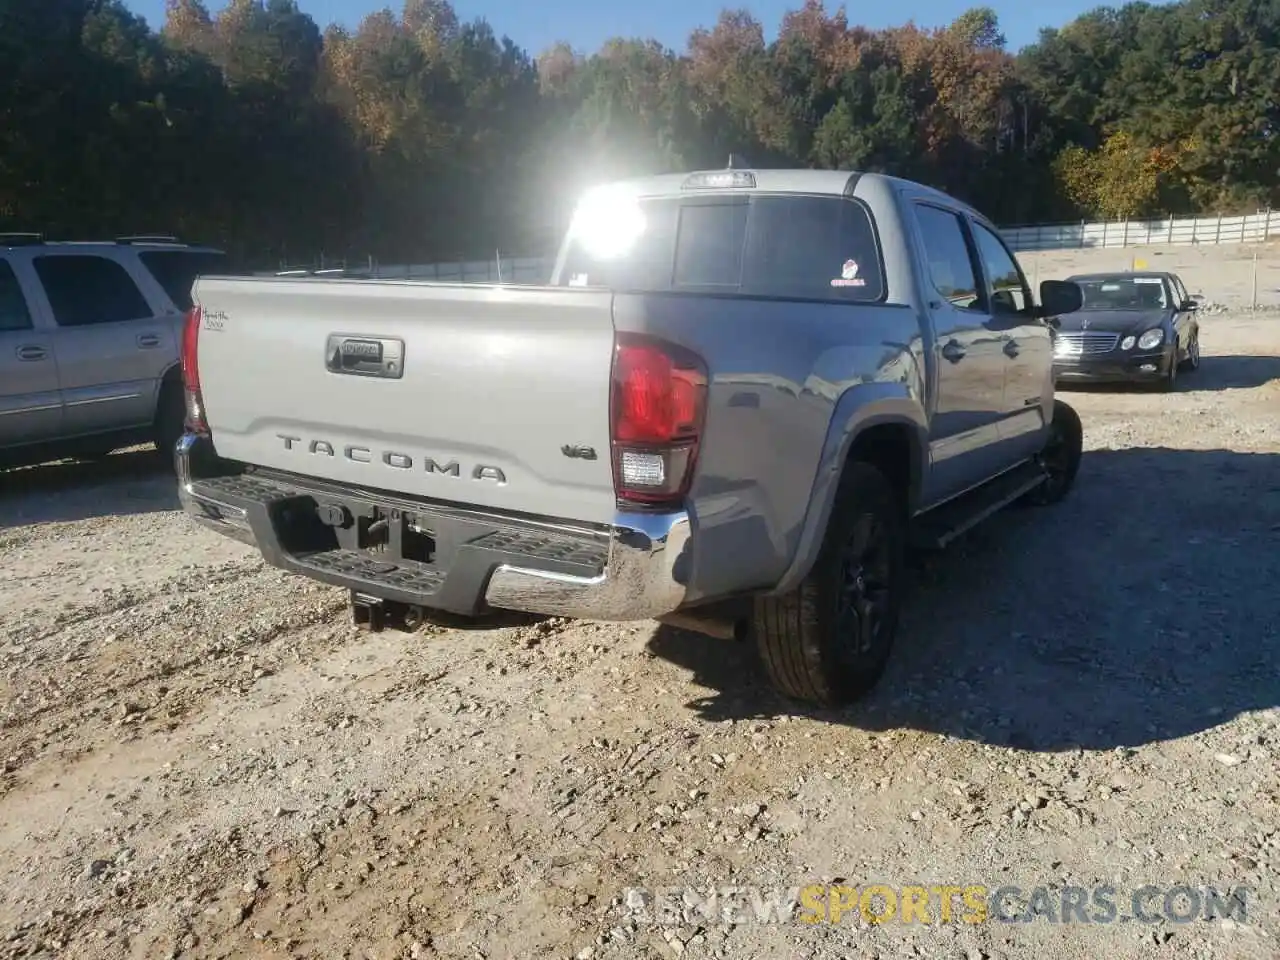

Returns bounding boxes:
[0,232,45,246]
[275,267,349,277]
[116,234,182,245]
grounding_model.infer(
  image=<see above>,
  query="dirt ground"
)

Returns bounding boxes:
[2,246,1279,960]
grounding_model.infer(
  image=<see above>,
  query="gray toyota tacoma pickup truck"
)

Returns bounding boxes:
[175,167,1086,707]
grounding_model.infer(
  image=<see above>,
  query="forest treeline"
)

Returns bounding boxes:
[1,0,1277,266]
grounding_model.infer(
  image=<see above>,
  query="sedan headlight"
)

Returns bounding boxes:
[1120,335,1136,350]
[1137,328,1165,350]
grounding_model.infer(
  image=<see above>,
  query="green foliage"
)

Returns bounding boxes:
[1,0,1278,265]
[1053,133,1157,219]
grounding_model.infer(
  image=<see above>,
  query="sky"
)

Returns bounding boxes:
[122,0,1110,55]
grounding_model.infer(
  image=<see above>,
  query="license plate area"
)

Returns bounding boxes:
[311,500,439,565]
[358,507,436,564]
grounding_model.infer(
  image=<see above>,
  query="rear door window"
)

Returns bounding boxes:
[0,260,33,332]
[33,255,153,327]
[137,250,230,312]
[563,193,885,302]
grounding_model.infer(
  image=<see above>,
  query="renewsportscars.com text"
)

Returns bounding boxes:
[620,883,1253,926]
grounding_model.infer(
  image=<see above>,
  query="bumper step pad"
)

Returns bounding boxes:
[186,472,608,614]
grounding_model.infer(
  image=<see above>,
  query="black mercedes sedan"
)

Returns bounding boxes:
[1052,271,1203,390]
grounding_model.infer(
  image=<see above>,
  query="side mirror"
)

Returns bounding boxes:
[1037,279,1083,317]
[1181,299,1198,311]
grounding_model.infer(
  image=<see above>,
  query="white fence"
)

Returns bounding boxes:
[265,209,1280,283]
[1003,210,1280,252]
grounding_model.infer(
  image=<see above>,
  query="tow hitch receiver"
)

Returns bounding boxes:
[349,591,429,633]
[350,591,386,632]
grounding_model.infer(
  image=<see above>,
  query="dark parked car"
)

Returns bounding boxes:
[1052,271,1202,390]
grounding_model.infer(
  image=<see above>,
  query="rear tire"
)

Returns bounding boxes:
[1023,398,1083,506]
[153,379,185,470]
[753,461,906,707]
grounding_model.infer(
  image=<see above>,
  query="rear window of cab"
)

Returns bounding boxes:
[562,193,885,303]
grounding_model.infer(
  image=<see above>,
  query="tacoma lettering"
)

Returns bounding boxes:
[276,434,505,483]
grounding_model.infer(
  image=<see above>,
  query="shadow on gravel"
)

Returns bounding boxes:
[0,448,177,527]
[649,447,1280,752]
[419,609,548,631]
[1057,354,1280,394]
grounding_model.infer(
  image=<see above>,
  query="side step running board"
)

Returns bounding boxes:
[910,460,1047,550]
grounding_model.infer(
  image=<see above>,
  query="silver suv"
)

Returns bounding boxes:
[0,234,229,469]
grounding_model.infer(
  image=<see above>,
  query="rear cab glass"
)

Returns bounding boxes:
[137,250,230,312]
[561,193,885,302]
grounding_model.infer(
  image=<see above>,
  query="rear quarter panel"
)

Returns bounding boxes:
[613,296,929,604]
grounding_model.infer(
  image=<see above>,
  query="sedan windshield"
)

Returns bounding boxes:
[1073,276,1168,310]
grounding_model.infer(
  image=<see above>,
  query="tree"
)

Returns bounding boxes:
[3,0,1280,264]
[948,7,1006,49]
[1052,131,1185,219]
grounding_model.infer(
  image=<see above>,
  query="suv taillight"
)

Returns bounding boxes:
[181,306,208,434]
[609,333,708,507]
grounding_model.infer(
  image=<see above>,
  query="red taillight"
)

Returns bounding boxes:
[610,334,708,506]
[181,306,208,433]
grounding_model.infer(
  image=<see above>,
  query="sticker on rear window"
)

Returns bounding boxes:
[830,259,867,288]
[569,273,589,286]
[1134,277,1163,284]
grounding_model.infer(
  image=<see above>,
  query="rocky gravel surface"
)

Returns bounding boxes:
[1,311,1278,960]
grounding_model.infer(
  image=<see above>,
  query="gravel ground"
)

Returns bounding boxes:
[1,293,1278,960]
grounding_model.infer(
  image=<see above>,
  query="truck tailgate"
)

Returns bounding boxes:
[192,277,619,525]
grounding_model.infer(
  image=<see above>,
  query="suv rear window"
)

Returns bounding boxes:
[562,193,885,302]
[34,255,153,326]
[138,250,229,311]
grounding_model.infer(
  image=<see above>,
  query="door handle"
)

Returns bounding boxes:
[1003,339,1020,358]
[16,345,47,361]
[941,340,965,363]
[136,333,161,348]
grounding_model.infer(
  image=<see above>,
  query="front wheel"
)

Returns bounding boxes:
[1179,334,1201,372]
[1156,346,1179,392]
[753,461,906,707]
[1023,398,1083,506]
